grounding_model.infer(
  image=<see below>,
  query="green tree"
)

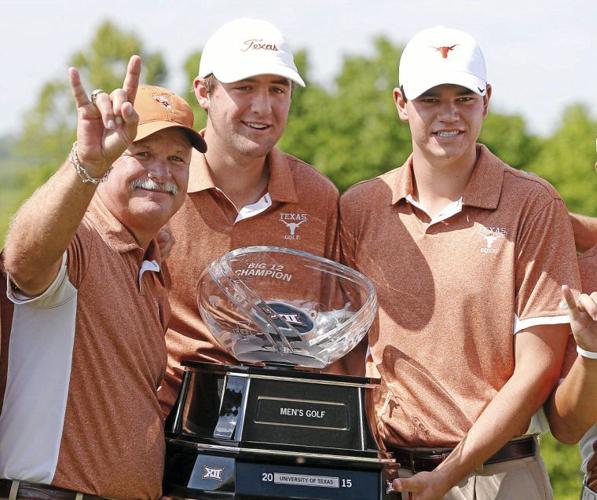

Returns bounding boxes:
[480,112,540,169]
[181,50,205,130]
[280,36,412,191]
[527,104,597,215]
[14,20,167,170]
[70,21,166,93]
[1,21,168,245]
[279,50,330,161]
[541,433,583,500]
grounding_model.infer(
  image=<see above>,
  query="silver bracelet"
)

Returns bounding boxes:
[577,345,597,360]
[69,141,112,185]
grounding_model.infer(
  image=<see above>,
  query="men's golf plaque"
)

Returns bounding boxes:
[164,246,397,499]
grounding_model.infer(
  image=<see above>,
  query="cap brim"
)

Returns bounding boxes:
[135,122,207,153]
[211,63,306,87]
[403,72,487,100]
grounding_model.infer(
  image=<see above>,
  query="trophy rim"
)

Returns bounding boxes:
[180,360,382,385]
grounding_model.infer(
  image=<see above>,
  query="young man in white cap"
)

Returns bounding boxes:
[159,19,339,413]
[0,57,206,499]
[340,27,580,499]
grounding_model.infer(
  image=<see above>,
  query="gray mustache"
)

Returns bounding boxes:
[129,177,178,195]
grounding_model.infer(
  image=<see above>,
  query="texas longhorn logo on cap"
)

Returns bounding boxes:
[434,44,458,59]
[153,94,172,109]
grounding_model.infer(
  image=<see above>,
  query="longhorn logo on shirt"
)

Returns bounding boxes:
[280,213,308,240]
[478,225,507,254]
[202,465,224,481]
[434,45,458,58]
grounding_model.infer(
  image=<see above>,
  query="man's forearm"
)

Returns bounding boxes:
[435,326,567,488]
[547,356,597,444]
[3,160,98,295]
[4,57,140,297]
[570,212,597,253]
[436,368,549,486]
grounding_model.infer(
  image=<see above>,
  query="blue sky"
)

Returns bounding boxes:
[1,0,596,137]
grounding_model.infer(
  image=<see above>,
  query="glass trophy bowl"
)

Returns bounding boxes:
[198,246,377,369]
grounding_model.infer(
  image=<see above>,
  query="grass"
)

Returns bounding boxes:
[541,432,583,499]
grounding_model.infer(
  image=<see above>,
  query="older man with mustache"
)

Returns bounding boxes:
[0,56,205,499]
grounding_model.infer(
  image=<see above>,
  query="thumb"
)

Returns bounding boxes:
[392,477,414,493]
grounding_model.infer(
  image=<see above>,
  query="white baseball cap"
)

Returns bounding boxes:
[399,27,487,100]
[198,18,305,87]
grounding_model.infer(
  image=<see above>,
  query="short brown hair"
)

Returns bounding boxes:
[203,74,219,96]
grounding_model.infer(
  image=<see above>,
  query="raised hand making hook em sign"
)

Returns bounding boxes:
[68,54,141,183]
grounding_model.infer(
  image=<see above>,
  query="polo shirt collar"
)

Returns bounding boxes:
[266,148,299,203]
[461,144,505,210]
[187,130,298,203]
[87,196,161,263]
[388,159,415,205]
[388,144,505,210]
[187,147,217,194]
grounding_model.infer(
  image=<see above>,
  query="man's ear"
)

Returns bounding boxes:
[393,87,409,122]
[482,83,492,118]
[194,77,210,111]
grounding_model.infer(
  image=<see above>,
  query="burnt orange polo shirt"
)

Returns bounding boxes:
[561,245,597,490]
[161,147,339,413]
[0,197,168,499]
[340,144,580,448]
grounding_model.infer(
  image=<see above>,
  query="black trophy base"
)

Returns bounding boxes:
[164,362,398,499]
[164,441,398,499]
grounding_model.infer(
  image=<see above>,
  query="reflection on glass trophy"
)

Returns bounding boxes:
[199,245,377,368]
[164,247,398,499]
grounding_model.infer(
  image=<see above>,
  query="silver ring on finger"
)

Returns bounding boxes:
[90,88,106,106]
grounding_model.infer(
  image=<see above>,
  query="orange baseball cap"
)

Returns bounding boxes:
[133,85,206,152]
